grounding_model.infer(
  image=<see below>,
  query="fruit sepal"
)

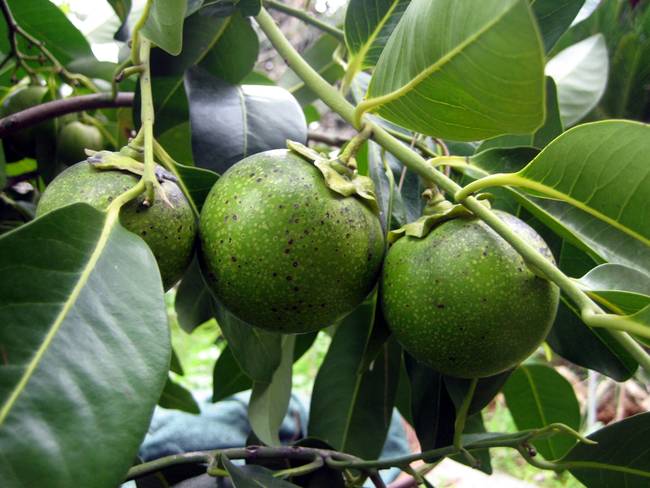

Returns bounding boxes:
[388,194,492,245]
[287,140,379,215]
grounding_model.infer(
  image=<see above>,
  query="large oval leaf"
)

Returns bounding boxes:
[503,364,581,460]
[142,0,187,56]
[562,412,650,487]
[546,34,609,126]
[358,0,545,140]
[530,0,586,53]
[185,67,307,174]
[0,204,170,487]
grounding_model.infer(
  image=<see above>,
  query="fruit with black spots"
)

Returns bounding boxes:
[381,211,559,378]
[36,161,196,290]
[199,149,385,334]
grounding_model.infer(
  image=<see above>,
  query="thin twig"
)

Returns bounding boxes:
[0,92,134,137]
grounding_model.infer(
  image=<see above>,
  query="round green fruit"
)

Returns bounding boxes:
[199,149,385,334]
[1,86,49,158]
[381,211,559,378]
[57,121,104,165]
[36,161,196,290]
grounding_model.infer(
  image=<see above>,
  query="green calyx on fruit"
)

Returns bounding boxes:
[0,85,51,159]
[56,121,104,165]
[36,160,196,290]
[199,149,385,334]
[381,211,560,378]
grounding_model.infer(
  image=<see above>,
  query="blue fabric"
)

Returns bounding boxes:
[138,391,410,485]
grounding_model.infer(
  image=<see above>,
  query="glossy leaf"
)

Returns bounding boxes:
[361,0,545,140]
[159,377,201,414]
[142,0,187,56]
[221,455,300,487]
[0,204,170,487]
[308,299,401,459]
[530,0,586,52]
[503,364,581,460]
[212,346,251,402]
[248,335,294,446]
[563,412,650,487]
[175,257,215,333]
[579,264,650,314]
[185,67,307,174]
[546,34,609,126]
[547,298,638,381]
[344,0,411,69]
[280,35,345,106]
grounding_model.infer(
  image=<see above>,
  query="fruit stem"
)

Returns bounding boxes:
[153,140,200,218]
[263,0,345,41]
[130,0,154,66]
[137,37,156,206]
[453,378,478,452]
[339,123,373,167]
[254,7,650,374]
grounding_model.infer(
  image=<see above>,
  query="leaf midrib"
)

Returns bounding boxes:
[361,0,521,113]
[0,209,119,425]
[348,0,402,72]
[521,366,557,460]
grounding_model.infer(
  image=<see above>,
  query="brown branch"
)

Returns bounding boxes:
[307,129,348,146]
[0,92,134,138]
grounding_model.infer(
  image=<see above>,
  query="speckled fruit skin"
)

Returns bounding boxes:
[199,149,385,334]
[381,211,559,378]
[57,121,104,165]
[1,86,49,157]
[36,161,196,290]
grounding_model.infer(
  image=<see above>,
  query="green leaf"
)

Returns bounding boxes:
[248,335,295,446]
[503,364,581,460]
[142,0,188,56]
[172,162,220,211]
[213,304,283,383]
[360,0,545,140]
[445,370,513,416]
[547,298,638,381]
[157,122,194,166]
[0,204,170,487]
[478,77,563,151]
[563,412,650,487]
[280,35,345,106]
[185,67,307,174]
[0,145,5,189]
[344,0,411,70]
[579,264,650,315]
[530,0,585,52]
[546,34,609,126]
[159,376,200,414]
[213,346,251,402]
[175,257,215,333]
[451,413,492,474]
[308,298,401,459]
[221,455,301,487]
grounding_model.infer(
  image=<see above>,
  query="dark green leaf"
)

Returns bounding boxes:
[445,370,513,416]
[185,67,307,174]
[159,377,200,414]
[308,298,401,459]
[280,35,345,106]
[170,348,184,375]
[547,298,638,381]
[249,335,295,446]
[344,0,411,70]
[530,0,586,52]
[221,455,300,487]
[176,258,214,333]
[172,162,220,211]
[362,0,545,140]
[158,123,194,166]
[578,264,650,314]
[142,0,188,56]
[0,204,170,487]
[212,346,251,402]
[503,364,581,460]
[405,354,455,450]
[562,412,650,487]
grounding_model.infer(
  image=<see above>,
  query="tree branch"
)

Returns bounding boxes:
[0,92,134,138]
[263,0,345,41]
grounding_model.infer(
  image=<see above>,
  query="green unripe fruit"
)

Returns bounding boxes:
[199,150,385,334]
[381,211,559,378]
[1,86,49,158]
[57,121,104,165]
[36,161,196,290]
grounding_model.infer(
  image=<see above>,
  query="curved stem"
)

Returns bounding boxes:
[0,92,134,137]
[263,0,344,41]
[273,455,324,478]
[254,6,650,373]
[153,141,200,218]
[130,0,154,65]
[453,378,478,451]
